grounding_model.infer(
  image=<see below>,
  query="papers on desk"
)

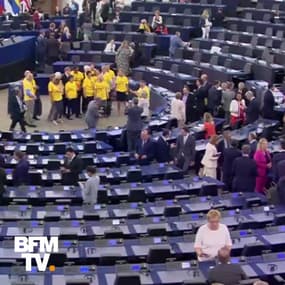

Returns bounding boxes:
[102,156,115,163]
[10,158,17,164]
[5,145,14,151]
[52,173,61,180]
[42,135,49,140]
[19,145,27,151]
[49,146,53,151]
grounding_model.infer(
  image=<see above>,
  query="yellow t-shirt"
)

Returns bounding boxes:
[71,71,84,91]
[48,81,63,102]
[83,77,94,97]
[95,81,109,100]
[23,78,35,101]
[65,81,78,99]
[32,79,37,94]
[137,85,150,100]
[107,69,115,80]
[116,76,128,93]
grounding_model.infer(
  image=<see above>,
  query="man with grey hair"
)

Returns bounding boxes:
[8,86,27,132]
[126,98,143,152]
[208,247,246,285]
[245,91,259,124]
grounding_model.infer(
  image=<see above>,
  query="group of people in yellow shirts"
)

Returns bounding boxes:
[46,64,151,125]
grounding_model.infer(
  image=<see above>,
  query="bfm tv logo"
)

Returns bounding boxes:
[14,237,59,272]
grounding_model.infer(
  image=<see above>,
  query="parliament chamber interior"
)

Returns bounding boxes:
[1,0,285,284]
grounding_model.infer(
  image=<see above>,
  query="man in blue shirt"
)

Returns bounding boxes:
[169,31,188,58]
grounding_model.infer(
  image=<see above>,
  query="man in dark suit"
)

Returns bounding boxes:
[12,151,29,186]
[156,129,171,163]
[126,98,143,152]
[222,141,241,191]
[207,80,221,115]
[194,79,208,118]
[184,86,198,123]
[245,91,260,124]
[208,247,246,285]
[62,147,83,185]
[135,129,156,165]
[174,127,196,173]
[248,132,257,158]
[8,87,26,132]
[46,33,60,65]
[273,139,285,182]
[232,144,257,192]
[217,129,232,179]
[262,85,276,120]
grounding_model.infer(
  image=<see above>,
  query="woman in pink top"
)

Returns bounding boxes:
[254,138,272,194]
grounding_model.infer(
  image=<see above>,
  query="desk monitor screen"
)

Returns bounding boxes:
[112,219,120,225]
[153,237,161,244]
[131,264,141,272]
[79,266,89,273]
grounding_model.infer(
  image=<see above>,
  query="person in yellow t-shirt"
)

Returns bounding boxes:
[95,74,109,116]
[83,71,95,112]
[30,75,41,120]
[130,80,150,100]
[71,67,84,116]
[64,75,78,119]
[138,19,151,33]
[115,69,129,115]
[48,76,64,125]
[23,71,37,127]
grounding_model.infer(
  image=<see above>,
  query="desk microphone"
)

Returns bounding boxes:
[80,226,87,234]
[87,247,96,255]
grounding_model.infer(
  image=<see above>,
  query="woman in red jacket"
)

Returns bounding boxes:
[203,112,216,139]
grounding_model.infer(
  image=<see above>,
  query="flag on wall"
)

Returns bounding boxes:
[20,0,31,12]
[4,0,20,15]
[0,0,4,15]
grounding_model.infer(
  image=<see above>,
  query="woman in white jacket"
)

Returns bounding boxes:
[229,92,246,127]
[201,135,219,179]
[170,92,186,128]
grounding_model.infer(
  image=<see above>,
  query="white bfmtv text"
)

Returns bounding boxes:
[14,237,59,272]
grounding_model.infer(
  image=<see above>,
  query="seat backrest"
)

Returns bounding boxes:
[128,188,146,202]
[210,55,218,65]
[199,184,218,196]
[71,55,80,64]
[164,206,181,217]
[245,12,252,20]
[115,273,141,285]
[246,26,254,34]
[147,247,171,263]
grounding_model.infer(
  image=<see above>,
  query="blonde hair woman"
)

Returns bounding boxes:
[203,112,216,139]
[201,135,219,178]
[254,138,272,194]
[200,9,212,39]
[194,209,232,261]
